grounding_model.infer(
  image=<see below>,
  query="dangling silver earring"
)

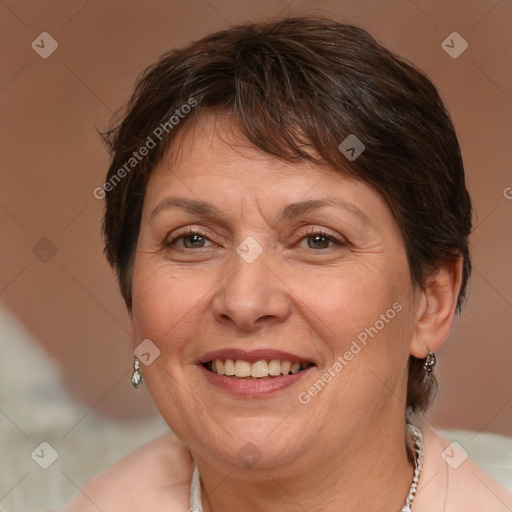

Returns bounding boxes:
[423,347,436,373]
[131,357,144,389]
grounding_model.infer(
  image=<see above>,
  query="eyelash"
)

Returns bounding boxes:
[165,227,345,250]
[165,228,211,249]
[297,227,344,249]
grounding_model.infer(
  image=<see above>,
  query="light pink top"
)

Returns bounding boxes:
[58,425,512,511]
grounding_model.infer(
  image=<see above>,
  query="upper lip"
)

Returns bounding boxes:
[197,348,315,365]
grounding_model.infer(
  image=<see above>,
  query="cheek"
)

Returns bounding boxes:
[130,261,210,357]
[299,271,414,412]
[282,260,411,355]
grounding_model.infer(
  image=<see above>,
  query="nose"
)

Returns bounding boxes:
[211,245,292,332]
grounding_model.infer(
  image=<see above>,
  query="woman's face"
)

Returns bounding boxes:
[130,113,420,471]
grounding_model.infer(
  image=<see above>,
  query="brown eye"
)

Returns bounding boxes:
[166,229,213,249]
[181,233,207,248]
[297,228,345,250]
[306,234,333,249]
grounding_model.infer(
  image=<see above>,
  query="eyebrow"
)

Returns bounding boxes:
[150,196,372,226]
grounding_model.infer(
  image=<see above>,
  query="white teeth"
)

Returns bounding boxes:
[224,359,235,376]
[268,359,282,376]
[234,360,251,378]
[208,359,310,378]
[251,360,269,378]
[215,359,224,374]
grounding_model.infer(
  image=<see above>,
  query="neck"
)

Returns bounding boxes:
[196,417,415,512]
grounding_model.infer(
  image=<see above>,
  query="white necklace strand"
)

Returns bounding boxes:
[188,423,424,512]
[402,423,424,512]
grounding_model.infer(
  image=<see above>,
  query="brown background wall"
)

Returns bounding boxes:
[1,0,511,435]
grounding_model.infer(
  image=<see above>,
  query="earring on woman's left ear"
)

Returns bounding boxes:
[423,347,436,373]
[131,357,144,389]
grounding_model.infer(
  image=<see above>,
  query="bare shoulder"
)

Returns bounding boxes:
[58,433,194,512]
[446,448,512,511]
[417,425,512,512]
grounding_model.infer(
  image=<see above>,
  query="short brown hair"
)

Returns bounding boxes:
[101,16,472,414]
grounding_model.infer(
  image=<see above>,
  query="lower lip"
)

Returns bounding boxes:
[198,364,314,397]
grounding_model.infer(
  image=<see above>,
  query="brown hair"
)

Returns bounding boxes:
[101,16,472,414]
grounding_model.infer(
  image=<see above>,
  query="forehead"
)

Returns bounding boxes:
[143,112,391,226]
[161,111,320,179]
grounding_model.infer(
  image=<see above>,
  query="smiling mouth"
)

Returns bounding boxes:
[203,359,315,378]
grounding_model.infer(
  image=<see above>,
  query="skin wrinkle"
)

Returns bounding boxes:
[150,196,373,230]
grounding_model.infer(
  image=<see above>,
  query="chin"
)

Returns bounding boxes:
[169,411,314,471]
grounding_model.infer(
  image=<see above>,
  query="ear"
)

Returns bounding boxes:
[410,257,464,358]
[127,306,138,352]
